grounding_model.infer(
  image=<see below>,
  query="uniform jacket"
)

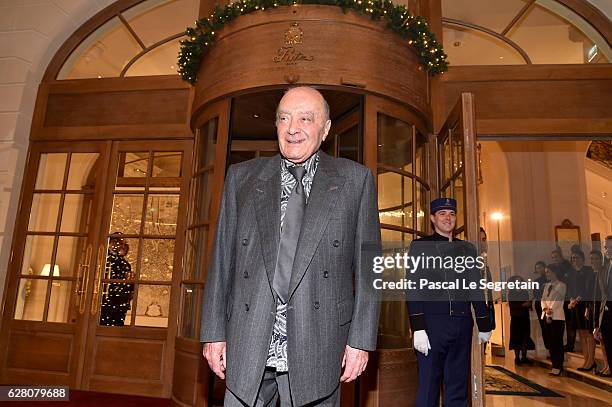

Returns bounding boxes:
[405,232,491,333]
[200,152,381,406]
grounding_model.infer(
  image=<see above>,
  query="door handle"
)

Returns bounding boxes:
[90,244,105,316]
[76,244,92,314]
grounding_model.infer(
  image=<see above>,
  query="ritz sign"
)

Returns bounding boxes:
[273,22,314,65]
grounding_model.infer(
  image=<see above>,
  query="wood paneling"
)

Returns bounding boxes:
[33,76,193,141]
[6,331,73,373]
[192,5,430,125]
[441,65,612,136]
[92,337,164,380]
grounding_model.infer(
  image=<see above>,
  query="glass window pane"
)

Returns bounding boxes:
[55,237,87,277]
[110,194,145,234]
[378,170,403,227]
[198,119,218,168]
[442,135,452,182]
[416,183,428,233]
[21,235,55,276]
[57,16,142,79]
[14,278,48,321]
[193,171,213,223]
[140,239,174,281]
[507,3,608,64]
[402,176,414,230]
[48,281,73,323]
[377,114,413,170]
[125,38,183,77]
[35,153,67,190]
[454,177,465,230]
[28,194,61,232]
[152,152,182,178]
[123,0,196,47]
[145,194,179,235]
[60,194,91,233]
[415,132,428,180]
[67,153,99,190]
[118,152,149,179]
[135,284,171,327]
[442,0,528,33]
[443,27,526,66]
[180,284,199,338]
[451,127,464,173]
[145,195,179,236]
[380,229,412,248]
[184,226,208,281]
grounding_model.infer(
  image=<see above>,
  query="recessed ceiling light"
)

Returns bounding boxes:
[603,192,608,198]
[499,56,504,60]
[97,75,102,78]
[253,114,260,118]
[170,65,175,69]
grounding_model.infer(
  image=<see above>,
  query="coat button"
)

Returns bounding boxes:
[314,301,320,309]
[242,238,248,246]
[332,240,340,247]
[323,271,329,278]
[243,271,249,278]
[245,303,249,312]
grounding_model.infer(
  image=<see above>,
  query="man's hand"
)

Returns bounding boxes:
[478,331,492,344]
[203,341,226,379]
[413,330,431,356]
[340,345,368,382]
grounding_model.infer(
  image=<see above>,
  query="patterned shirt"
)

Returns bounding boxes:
[266,151,319,371]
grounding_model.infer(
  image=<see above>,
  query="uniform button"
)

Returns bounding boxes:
[245,303,249,312]
[332,240,340,247]
[323,271,329,278]
[314,301,320,309]
[242,238,248,246]
[243,271,249,278]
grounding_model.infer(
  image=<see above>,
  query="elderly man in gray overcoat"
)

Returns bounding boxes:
[201,86,382,406]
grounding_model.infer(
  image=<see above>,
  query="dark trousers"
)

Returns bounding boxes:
[564,302,576,350]
[601,309,612,370]
[544,320,565,370]
[224,368,340,407]
[415,315,472,407]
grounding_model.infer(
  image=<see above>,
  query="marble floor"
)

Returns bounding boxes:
[485,353,612,407]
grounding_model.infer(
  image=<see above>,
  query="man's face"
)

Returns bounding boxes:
[276,88,331,164]
[430,209,456,235]
[479,230,488,253]
[605,239,612,260]
[551,251,561,264]
[570,253,584,269]
[590,253,602,270]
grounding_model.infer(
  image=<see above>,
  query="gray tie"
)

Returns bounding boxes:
[273,166,306,303]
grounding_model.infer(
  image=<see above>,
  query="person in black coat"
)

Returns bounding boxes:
[508,275,535,364]
[569,248,596,371]
[552,247,576,352]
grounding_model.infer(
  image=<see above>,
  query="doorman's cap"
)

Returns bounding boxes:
[431,198,457,214]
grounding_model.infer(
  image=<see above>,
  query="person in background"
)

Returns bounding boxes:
[569,248,596,371]
[552,247,576,352]
[533,261,549,353]
[508,275,535,365]
[541,264,567,376]
[591,250,610,376]
[594,236,612,378]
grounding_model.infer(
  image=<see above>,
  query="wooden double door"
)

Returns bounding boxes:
[0,139,192,397]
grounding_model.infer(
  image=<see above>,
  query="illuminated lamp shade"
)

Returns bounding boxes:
[40,264,60,277]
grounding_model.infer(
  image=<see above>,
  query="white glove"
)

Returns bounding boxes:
[413,330,431,356]
[478,331,492,344]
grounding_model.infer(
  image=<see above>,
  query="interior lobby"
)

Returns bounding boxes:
[0,0,610,406]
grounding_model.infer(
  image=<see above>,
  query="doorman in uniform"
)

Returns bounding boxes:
[406,198,492,406]
[200,86,381,407]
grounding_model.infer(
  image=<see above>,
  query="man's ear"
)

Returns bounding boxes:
[430,214,436,224]
[322,119,332,141]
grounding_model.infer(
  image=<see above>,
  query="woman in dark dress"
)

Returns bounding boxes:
[569,248,596,371]
[508,275,535,364]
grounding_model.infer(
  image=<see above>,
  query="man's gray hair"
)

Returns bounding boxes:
[275,86,330,123]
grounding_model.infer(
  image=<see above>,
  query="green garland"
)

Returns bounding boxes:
[178,0,448,85]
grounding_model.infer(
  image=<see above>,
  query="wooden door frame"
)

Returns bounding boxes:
[0,141,112,387]
[79,139,192,397]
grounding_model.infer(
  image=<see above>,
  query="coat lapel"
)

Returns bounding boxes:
[253,155,281,292]
[288,152,346,301]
